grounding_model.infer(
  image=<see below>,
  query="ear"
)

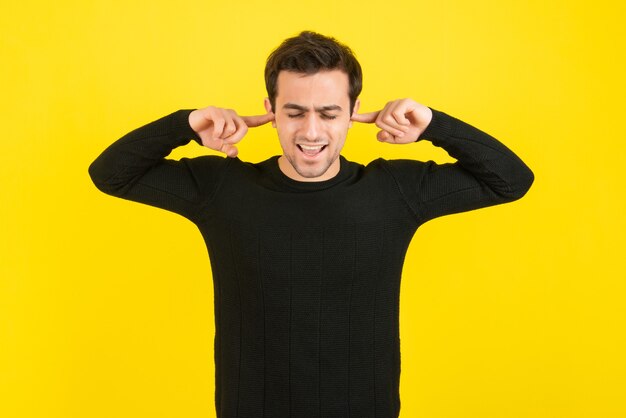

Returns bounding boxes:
[349,98,361,128]
[264,98,276,128]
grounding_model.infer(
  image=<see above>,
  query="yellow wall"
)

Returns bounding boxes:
[2,1,624,417]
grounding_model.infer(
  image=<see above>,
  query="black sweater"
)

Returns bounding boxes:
[89,108,533,418]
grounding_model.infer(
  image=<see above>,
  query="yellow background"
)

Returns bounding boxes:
[2,1,625,417]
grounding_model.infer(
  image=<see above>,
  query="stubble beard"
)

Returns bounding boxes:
[285,152,336,180]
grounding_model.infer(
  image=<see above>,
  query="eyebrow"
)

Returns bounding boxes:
[283,103,343,112]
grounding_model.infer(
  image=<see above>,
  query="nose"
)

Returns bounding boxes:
[302,113,320,140]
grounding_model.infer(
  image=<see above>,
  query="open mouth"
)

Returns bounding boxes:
[297,144,327,157]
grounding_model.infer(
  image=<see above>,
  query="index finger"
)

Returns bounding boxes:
[351,111,380,124]
[241,112,275,127]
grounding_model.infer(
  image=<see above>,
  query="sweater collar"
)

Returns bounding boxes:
[263,155,356,192]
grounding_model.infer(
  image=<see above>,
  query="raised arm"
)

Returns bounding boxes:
[88,107,273,221]
[352,99,534,223]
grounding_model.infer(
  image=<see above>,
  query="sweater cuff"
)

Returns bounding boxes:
[174,109,203,145]
[416,107,453,142]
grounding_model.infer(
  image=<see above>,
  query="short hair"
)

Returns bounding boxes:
[264,31,363,114]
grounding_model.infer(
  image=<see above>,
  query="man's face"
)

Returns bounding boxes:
[265,69,359,182]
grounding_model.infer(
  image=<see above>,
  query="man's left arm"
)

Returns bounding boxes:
[352,99,534,223]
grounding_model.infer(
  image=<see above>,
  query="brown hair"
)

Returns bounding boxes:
[265,31,362,114]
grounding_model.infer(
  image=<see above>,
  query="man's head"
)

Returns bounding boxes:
[265,31,362,115]
[263,31,363,182]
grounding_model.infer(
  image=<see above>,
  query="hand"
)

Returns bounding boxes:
[189,106,275,157]
[351,98,433,144]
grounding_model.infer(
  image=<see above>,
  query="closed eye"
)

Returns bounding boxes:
[286,113,338,120]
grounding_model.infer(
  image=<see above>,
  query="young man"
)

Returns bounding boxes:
[89,31,533,418]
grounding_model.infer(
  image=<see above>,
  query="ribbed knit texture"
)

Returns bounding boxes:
[89,108,533,418]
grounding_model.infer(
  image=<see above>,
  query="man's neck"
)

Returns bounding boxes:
[277,155,341,182]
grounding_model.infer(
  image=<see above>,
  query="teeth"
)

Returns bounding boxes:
[299,144,324,150]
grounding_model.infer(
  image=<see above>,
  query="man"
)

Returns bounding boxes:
[89,31,533,418]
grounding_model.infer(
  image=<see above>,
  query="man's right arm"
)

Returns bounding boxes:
[88,109,229,221]
[88,106,274,221]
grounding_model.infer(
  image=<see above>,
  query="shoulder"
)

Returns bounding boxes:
[205,155,279,183]
[181,154,262,172]
[363,158,432,178]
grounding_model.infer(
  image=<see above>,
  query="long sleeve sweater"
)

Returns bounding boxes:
[88,108,533,418]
